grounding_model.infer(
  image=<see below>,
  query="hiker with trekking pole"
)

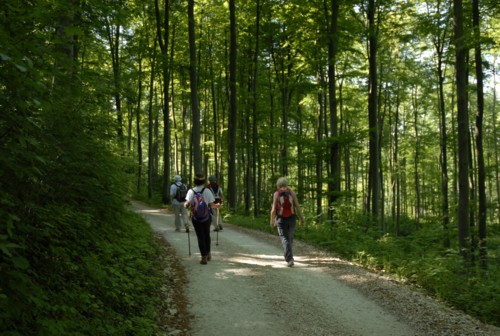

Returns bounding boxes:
[184,173,221,265]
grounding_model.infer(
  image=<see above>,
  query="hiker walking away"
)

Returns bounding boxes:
[207,175,224,231]
[270,177,305,267]
[185,173,221,265]
[170,175,189,232]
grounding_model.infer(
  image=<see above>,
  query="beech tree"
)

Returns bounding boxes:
[453,0,470,258]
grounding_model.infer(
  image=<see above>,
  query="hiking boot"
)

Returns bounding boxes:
[218,225,223,231]
[200,256,208,265]
[185,227,190,233]
[207,252,212,261]
[214,227,220,232]
[287,260,294,267]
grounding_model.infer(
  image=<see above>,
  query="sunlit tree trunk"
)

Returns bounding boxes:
[104,17,123,141]
[492,57,500,223]
[147,39,157,199]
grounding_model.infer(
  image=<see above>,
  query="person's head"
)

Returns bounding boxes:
[209,175,217,183]
[276,177,288,189]
[193,173,206,186]
[174,175,182,182]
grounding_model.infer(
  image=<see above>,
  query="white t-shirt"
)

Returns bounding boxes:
[185,185,215,206]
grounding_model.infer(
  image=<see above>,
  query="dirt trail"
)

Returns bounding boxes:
[133,202,500,336]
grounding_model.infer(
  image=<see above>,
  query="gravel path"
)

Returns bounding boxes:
[132,202,500,336]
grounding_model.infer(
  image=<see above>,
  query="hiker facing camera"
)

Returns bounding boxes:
[270,177,305,267]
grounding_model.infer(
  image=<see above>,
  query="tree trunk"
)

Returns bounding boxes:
[136,58,143,194]
[147,39,157,200]
[472,0,487,267]
[104,18,123,141]
[492,57,500,224]
[368,0,380,219]
[453,0,470,258]
[155,0,172,204]
[316,66,325,218]
[393,84,401,236]
[412,87,421,229]
[227,0,238,210]
[327,0,341,220]
[252,0,262,217]
[188,0,202,173]
[436,44,451,248]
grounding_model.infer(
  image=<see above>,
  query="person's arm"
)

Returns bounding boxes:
[184,189,193,209]
[291,190,305,226]
[170,184,177,198]
[270,192,277,228]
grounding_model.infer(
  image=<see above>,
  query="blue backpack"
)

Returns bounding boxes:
[190,188,211,222]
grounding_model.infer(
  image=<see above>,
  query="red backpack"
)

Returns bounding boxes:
[277,189,294,218]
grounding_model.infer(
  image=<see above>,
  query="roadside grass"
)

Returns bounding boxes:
[226,212,500,328]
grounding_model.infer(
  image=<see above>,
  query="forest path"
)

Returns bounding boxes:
[132,201,499,336]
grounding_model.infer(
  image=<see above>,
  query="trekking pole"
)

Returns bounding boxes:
[216,207,220,246]
[187,218,192,257]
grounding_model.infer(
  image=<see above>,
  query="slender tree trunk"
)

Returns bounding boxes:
[228,0,237,210]
[316,67,325,218]
[252,0,261,217]
[188,0,202,173]
[437,50,451,248]
[147,38,157,199]
[209,42,219,178]
[412,87,421,229]
[136,58,143,194]
[492,57,500,223]
[327,0,341,220]
[468,128,476,260]
[472,0,487,268]
[453,0,470,258]
[104,18,123,141]
[368,0,380,220]
[155,0,172,204]
[393,84,401,235]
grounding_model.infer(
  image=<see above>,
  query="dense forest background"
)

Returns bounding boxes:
[1,0,499,334]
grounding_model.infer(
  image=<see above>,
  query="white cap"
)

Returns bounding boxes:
[174,175,182,182]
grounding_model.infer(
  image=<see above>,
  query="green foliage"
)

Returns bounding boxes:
[0,1,166,333]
